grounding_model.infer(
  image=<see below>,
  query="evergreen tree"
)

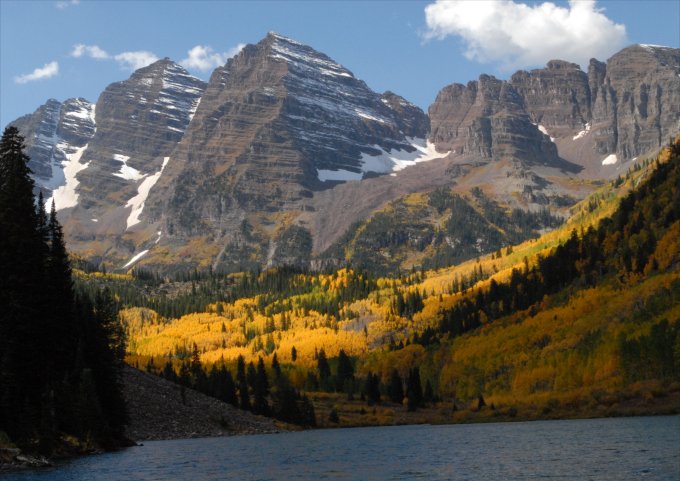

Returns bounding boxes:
[0,126,46,441]
[162,361,177,382]
[218,365,238,407]
[271,352,281,379]
[236,355,250,411]
[406,367,423,411]
[46,201,78,377]
[0,128,126,448]
[335,349,354,393]
[246,361,257,397]
[253,357,270,415]
[189,343,207,392]
[364,371,381,406]
[317,348,331,389]
[388,369,404,404]
[424,380,435,405]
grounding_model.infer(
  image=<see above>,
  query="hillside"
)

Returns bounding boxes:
[121,365,280,440]
[75,135,680,424]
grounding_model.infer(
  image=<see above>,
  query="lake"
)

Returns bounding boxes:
[4,416,679,481]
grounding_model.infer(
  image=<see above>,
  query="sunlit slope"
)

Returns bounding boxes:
[120,139,676,381]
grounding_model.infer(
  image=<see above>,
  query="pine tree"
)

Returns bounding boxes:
[406,367,423,411]
[236,355,250,411]
[0,126,46,441]
[317,348,331,389]
[46,200,78,378]
[364,371,381,406]
[162,361,177,382]
[271,352,281,379]
[218,365,238,407]
[253,357,270,415]
[388,369,404,404]
[335,349,354,392]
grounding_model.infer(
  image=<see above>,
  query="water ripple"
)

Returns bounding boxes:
[3,416,679,481]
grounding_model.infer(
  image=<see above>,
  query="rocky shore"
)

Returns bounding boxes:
[121,365,283,440]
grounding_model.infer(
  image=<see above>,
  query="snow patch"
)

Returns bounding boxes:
[362,137,450,174]
[45,145,90,210]
[113,154,146,181]
[155,230,162,244]
[122,250,149,269]
[65,103,95,121]
[91,218,98,223]
[640,44,672,51]
[602,154,618,165]
[355,109,388,124]
[318,138,450,182]
[535,124,554,142]
[573,122,591,140]
[125,156,170,229]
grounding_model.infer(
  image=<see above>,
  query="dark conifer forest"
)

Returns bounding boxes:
[0,127,127,454]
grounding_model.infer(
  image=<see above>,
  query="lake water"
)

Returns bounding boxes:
[3,416,679,481]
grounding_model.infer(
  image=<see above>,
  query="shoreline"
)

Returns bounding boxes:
[2,403,677,473]
[3,374,677,471]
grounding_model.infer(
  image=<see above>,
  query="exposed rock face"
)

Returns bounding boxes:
[75,59,206,219]
[430,44,680,173]
[10,98,95,197]
[510,60,591,136]
[590,45,680,159]
[428,74,560,167]
[145,32,430,268]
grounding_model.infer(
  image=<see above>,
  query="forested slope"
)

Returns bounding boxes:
[87,136,680,422]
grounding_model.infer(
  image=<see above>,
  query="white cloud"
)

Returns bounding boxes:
[56,0,79,9]
[180,43,245,71]
[69,44,158,70]
[424,0,627,70]
[114,51,159,70]
[15,61,59,84]
[71,44,110,59]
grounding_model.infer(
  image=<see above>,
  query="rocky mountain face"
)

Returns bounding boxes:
[429,74,562,167]
[426,44,679,212]
[143,33,432,270]
[589,45,680,160]
[430,44,680,173]
[148,33,429,231]
[10,59,206,266]
[10,97,95,200]
[7,36,679,274]
[510,60,591,137]
[73,59,206,223]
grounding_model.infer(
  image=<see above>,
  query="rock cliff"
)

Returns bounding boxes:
[430,44,680,174]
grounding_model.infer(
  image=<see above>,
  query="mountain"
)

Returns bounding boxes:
[10,97,96,203]
[11,60,206,266]
[7,36,680,273]
[134,32,438,271]
[427,44,680,206]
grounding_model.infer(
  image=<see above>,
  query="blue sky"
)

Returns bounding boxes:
[1,0,678,127]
